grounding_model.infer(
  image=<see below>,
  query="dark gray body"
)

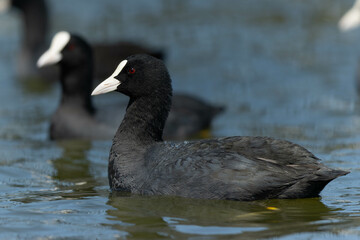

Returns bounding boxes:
[109,136,347,201]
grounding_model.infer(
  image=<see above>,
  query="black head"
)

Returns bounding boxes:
[61,35,92,69]
[37,31,94,112]
[37,31,92,69]
[93,54,172,142]
[92,54,172,99]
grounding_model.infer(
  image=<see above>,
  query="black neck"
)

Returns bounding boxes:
[114,93,172,144]
[60,62,95,114]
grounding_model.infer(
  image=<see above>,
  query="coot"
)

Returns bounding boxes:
[2,0,164,80]
[37,31,117,139]
[38,32,223,140]
[91,54,348,201]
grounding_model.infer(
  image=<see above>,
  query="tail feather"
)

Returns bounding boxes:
[279,169,349,199]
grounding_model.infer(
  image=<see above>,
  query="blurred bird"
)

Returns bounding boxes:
[38,31,224,140]
[0,0,50,80]
[0,0,164,81]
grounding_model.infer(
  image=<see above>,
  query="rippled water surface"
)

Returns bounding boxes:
[0,0,359,239]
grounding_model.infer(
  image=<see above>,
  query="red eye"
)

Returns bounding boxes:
[68,43,75,50]
[128,67,136,74]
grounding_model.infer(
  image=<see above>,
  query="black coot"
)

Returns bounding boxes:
[38,32,223,140]
[37,32,117,139]
[91,54,348,201]
[3,0,164,80]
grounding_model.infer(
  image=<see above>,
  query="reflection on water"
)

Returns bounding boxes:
[0,0,359,239]
[51,140,101,198]
[17,76,55,94]
[106,194,357,239]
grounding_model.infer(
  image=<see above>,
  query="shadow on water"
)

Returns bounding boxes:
[105,193,356,239]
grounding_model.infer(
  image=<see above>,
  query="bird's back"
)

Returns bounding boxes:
[130,136,348,200]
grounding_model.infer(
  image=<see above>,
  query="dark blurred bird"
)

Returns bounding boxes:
[0,0,50,79]
[1,0,164,80]
[37,31,117,139]
[91,54,348,201]
[38,32,223,140]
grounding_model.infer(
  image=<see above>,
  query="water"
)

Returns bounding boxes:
[0,0,359,239]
